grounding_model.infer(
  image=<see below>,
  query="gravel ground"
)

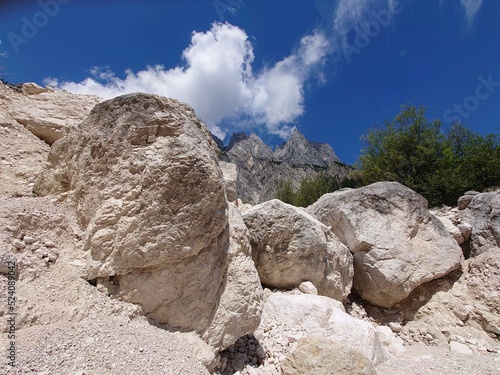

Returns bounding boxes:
[376,344,500,375]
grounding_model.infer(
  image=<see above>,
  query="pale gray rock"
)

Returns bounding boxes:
[450,341,473,355]
[34,93,260,350]
[258,293,388,365]
[281,336,379,375]
[308,182,463,308]
[298,281,318,295]
[436,216,464,245]
[376,326,405,356]
[478,310,500,335]
[458,191,480,210]
[243,199,353,302]
[462,191,500,256]
[0,81,102,144]
[202,203,263,350]
[219,161,238,203]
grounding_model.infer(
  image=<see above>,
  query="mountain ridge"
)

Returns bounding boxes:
[213,129,352,204]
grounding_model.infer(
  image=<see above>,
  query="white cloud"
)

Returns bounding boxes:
[300,33,331,66]
[46,23,328,140]
[460,0,483,23]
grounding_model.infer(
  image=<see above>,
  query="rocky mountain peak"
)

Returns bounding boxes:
[226,132,249,150]
[226,132,274,160]
[275,128,340,168]
[217,129,350,204]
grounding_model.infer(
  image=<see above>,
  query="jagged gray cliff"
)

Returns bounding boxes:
[215,129,352,204]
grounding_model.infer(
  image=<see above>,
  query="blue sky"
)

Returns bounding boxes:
[1,0,499,164]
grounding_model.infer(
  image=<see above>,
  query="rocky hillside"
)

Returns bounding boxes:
[216,130,352,204]
[0,82,499,374]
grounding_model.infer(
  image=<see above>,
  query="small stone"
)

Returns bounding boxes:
[47,250,59,262]
[13,239,26,250]
[255,345,265,359]
[298,281,318,295]
[44,240,57,248]
[389,322,402,333]
[450,341,473,355]
[23,235,36,244]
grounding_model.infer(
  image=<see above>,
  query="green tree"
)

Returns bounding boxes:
[275,180,294,205]
[357,105,500,206]
[358,104,442,201]
[275,173,340,207]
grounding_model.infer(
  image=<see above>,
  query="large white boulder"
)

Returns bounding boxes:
[258,293,388,365]
[281,336,379,375]
[243,199,353,302]
[308,182,463,308]
[34,93,261,351]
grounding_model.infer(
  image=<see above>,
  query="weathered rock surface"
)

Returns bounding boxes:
[462,191,500,256]
[34,93,261,350]
[219,129,352,204]
[436,216,465,245]
[0,107,50,197]
[281,336,379,375]
[458,191,480,210]
[308,182,463,308]
[0,81,102,144]
[202,203,263,350]
[274,128,340,168]
[243,199,353,301]
[257,293,388,366]
[219,161,238,203]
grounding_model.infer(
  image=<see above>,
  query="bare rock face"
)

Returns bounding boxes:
[281,336,379,375]
[34,93,261,350]
[219,161,238,203]
[308,182,463,308]
[243,199,353,302]
[462,191,500,256]
[202,203,263,350]
[0,109,50,197]
[0,81,102,144]
[220,129,351,204]
[274,128,340,168]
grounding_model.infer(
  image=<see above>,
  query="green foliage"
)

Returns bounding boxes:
[275,173,340,207]
[275,180,294,205]
[357,104,500,206]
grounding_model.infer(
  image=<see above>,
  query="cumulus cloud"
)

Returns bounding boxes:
[460,0,483,23]
[46,23,328,139]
